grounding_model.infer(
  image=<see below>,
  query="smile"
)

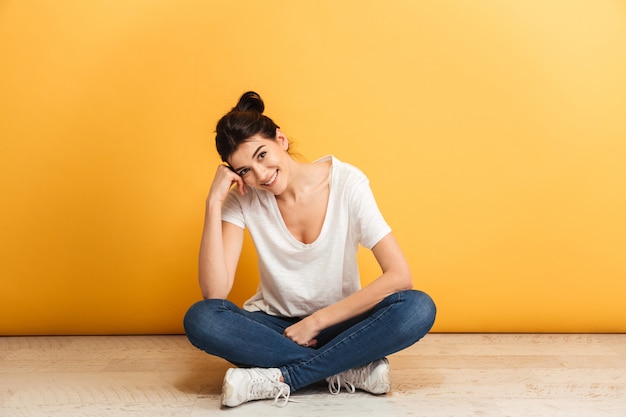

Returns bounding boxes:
[263,170,278,186]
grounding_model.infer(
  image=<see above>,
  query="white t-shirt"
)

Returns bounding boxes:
[221,155,391,317]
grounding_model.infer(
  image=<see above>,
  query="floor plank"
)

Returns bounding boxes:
[1,334,625,416]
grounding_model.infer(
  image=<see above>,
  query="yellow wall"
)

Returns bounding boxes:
[1,1,625,334]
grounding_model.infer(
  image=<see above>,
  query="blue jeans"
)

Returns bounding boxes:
[183,290,436,391]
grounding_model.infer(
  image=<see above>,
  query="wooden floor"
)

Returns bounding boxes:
[1,334,625,416]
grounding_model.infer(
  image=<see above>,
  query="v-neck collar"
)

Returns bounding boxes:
[269,155,334,248]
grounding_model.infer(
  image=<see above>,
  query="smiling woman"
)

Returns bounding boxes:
[228,136,288,182]
[183,91,436,407]
[1,0,624,340]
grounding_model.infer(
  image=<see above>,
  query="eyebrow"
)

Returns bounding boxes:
[232,145,265,173]
[252,145,265,159]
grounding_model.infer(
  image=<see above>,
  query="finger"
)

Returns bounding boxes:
[297,338,317,348]
[284,332,305,346]
[226,171,245,195]
[237,180,246,195]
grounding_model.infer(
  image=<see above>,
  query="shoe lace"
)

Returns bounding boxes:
[272,384,290,407]
[328,374,354,394]
[327,365,370,395]
[247,373,291,406]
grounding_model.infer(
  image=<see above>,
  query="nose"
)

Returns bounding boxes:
[249,164,269,182]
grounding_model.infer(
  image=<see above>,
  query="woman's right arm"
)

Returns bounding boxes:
[198,165,246,299]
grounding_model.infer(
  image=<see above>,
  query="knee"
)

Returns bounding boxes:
[182,299,224,344]
[401,290,437,335]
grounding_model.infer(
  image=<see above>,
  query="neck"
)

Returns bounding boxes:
[275,158,331,204]
[275,158,308,203]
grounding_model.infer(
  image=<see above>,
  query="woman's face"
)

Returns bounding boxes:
[227,132,290,195]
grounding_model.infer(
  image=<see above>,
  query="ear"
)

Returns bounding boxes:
[276,129,289,150]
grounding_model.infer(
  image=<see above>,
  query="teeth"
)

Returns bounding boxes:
[264,171,278,186]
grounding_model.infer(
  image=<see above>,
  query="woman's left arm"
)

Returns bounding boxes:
[283,232,413,346]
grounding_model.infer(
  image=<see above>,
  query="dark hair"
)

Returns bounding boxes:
[215,91,280,162]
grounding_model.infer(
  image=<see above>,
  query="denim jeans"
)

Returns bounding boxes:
[183,289,436,391]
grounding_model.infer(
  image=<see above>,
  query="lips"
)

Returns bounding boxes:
[263,170,278,186]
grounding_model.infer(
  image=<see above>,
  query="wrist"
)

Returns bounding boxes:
[204,200,225,225]
[206,196,223,212]
[309,309,328,332]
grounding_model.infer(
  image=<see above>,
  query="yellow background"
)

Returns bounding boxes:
[1,1,625,335]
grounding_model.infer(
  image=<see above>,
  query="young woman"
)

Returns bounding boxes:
[183,91,436,407]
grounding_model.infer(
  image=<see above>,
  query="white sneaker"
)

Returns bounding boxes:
[326,358,391,395]
[221,367,290,407]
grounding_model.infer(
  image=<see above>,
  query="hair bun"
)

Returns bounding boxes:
[235,91,265,113]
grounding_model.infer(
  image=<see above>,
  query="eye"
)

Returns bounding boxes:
[258,151,267,160]
[238,168,250,176]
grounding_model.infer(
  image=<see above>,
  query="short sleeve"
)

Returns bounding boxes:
[221,190,246,229]
[349,177,392,249]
